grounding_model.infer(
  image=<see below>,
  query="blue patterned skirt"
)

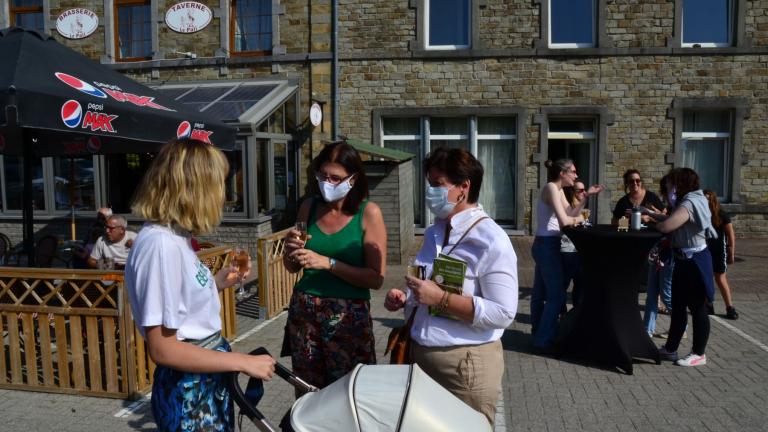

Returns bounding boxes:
[151,337,234,432]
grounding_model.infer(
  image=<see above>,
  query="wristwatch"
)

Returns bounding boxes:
[329,257,337,271]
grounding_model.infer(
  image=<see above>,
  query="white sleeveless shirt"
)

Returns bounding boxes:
[535,187,562,237]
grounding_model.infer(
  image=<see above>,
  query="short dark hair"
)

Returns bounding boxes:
[311,141,369,215]
[544,158,573,182]
[423,147,484,203]
[667,167,700,201]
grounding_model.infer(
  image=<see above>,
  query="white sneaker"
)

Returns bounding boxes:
[676,352,707,367]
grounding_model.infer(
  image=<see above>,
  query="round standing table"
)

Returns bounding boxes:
[558,224,662,374]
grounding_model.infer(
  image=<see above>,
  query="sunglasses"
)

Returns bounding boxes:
[574,188,586,193]
[628,179,642,184]
[315,172,353,185]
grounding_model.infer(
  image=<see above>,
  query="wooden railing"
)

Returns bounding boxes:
[0,246,234,399]
[257,228,299,319]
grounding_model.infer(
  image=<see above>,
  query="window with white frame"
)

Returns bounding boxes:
[547,119,596,186]
[382,116,517,226]
[426,0,470,49]
[682,0,734,47]
[1,155,98,214]
[681,110,732,198]
[549,0,595,48]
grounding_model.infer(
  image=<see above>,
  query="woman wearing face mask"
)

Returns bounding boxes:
[282,142,387,390]
[531,159,604,353]
[641,168,716,367]
[384,147,518,425]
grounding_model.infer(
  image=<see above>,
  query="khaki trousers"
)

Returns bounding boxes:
[412,339,503,425]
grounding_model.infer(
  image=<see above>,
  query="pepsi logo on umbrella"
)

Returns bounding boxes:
[177,121,213,144]
[55,72,107,98]
[61,100,83,128]
[60,100,119,133]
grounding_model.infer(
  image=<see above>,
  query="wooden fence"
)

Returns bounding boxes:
[257,228,299,319]
[0,245,233,399]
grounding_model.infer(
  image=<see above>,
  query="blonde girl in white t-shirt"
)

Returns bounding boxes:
[125,138,275,432]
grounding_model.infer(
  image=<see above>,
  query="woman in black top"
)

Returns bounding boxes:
[704,190,739,320]
[612,169,665,225]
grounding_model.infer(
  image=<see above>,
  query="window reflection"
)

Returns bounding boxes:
[224,141,245,213]
[550,0,595,47]
[116,0,152,60]
[104,153,155,213]
[53,157,95,211]
[11,0,45,33]
[2,155,45,211]
[232,0,272,53]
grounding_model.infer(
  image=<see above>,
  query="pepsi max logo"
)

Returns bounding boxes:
[177,121,213,144]
[61,100,83,128]
[55,72,107,99]
[61,100,119,133]
[55,72,175,111]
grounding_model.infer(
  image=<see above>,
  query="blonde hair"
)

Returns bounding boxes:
[131,139,229,235]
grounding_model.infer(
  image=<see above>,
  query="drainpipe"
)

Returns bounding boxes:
[331,0,339,140]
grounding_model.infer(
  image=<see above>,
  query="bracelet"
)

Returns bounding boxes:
[437,291,451,313]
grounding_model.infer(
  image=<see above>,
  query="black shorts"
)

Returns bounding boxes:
[709,240,727,274]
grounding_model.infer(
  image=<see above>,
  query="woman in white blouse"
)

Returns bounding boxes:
[384,147,518,425]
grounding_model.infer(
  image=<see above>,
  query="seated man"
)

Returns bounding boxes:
[72,207,112,269]
[88,215,137,269]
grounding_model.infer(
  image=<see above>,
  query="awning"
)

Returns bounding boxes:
[153,80,298,127]
[344,138,415,162]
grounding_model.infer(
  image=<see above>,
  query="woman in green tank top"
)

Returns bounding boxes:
[282,142,387,390]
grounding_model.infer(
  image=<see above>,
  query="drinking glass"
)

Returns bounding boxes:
[581,208,591,226]
[295,221,308,242]
[231,247,250,300]
[406,259,424,280]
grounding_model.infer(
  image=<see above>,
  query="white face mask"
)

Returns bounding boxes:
[318,177,353,202]
[426,185,458,219]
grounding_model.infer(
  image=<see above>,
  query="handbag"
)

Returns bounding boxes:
[384,307,417,364]
[384,216,489,365]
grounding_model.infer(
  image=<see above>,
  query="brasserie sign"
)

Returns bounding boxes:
[165,2,212,34]
[56,8,99,39]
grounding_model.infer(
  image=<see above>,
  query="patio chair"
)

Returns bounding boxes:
[35,235,60,268]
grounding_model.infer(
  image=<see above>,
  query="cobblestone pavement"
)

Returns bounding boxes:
[2,238,767,431]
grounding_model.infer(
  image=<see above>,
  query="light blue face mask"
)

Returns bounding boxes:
[667,186,677,207]
[425,185,458,219]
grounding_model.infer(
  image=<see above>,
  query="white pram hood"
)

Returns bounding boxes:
[290,364,491,432]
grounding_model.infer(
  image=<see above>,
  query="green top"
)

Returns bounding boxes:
[294,198,370,300]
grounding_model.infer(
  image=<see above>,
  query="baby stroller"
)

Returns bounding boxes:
[227,348,491,432]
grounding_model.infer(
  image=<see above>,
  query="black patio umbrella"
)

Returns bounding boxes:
[0,27,236,264]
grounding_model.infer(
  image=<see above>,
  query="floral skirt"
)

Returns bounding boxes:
[151,338,234,432]
[287,291,376,389]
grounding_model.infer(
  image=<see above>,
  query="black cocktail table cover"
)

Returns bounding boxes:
[558,224,662,374]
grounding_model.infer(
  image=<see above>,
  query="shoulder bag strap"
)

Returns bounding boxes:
[445,216,490,256]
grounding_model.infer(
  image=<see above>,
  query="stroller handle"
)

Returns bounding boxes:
[226,347,318,432]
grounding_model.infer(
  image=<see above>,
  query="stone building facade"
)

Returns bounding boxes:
[1,0,767,243]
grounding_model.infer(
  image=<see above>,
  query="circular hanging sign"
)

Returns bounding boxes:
[56,9,99,40]
[309,102,323,127]
[165,2,212,34]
